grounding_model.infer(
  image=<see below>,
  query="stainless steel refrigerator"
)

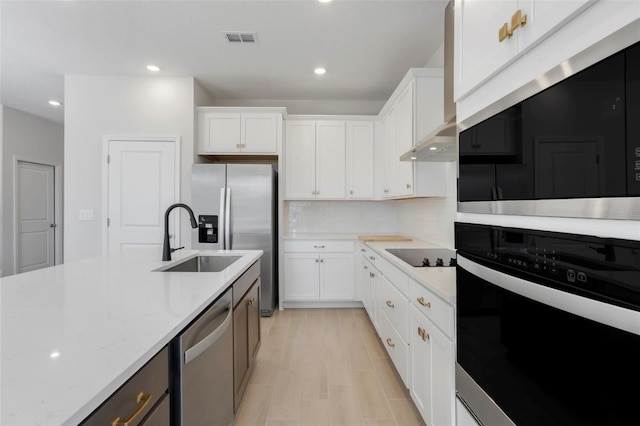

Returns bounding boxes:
[191,163,278,316]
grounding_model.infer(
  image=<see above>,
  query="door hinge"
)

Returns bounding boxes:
[107,218,110,227]
[107,155,110,164]
[596,154,600,164]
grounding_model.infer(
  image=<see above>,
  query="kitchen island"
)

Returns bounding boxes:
[0,248,262,425]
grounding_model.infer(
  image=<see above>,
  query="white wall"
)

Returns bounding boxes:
[2,106,64,276]
[64,76,196,262]
[0,106,3,276]
[424,42,445,68]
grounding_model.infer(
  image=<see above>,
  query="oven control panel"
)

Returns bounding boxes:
[455,222,640,309]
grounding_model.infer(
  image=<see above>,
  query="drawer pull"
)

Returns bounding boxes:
[247,299,256,306]
[418,327,430,342]
[369,256,375,260]
[417,297,431,308]
[370,272,375,278]
[112,391,153,426]
[386,338,395,348]
[364,265,368,270]
[386,300,394,308]
[361,249,366,252]
[314,245,325,249]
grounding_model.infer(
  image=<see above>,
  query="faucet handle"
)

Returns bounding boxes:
[170,246,185,253]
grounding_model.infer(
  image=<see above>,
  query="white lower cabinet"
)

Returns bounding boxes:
[410,304,455,426]
[359,244,456,426]
[283,240,355,302]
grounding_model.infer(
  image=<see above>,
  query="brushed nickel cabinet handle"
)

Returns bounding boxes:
[386,338,395,348]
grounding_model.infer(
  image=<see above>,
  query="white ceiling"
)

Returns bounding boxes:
[1,0,447,124]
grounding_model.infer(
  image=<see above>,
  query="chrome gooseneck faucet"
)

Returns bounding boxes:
[162,203,198,261]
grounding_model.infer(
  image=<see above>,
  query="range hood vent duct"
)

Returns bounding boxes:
[401,1,457,162]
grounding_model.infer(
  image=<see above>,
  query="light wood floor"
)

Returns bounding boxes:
[234,308,425,426]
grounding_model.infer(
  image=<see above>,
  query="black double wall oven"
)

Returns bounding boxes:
[455,222,640,426]
[458,40,640,220]
[455,38,640,425]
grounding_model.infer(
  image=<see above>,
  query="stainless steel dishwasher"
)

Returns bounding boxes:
[171,287,233,426]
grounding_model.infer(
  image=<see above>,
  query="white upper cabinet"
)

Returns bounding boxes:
[376,69,447,199]
[197,107,282,154]
[346,121,375,199]
[316,121,346,199]
[454,0,593,101]
[285,120,348,200]
[285,121,317,199]
[455,0,640,121]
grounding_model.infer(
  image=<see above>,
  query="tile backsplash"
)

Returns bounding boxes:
[284,201,398,234]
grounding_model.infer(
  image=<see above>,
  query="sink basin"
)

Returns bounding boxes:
[160,255,242,272]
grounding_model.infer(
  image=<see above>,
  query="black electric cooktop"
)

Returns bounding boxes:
[385,248,457,267]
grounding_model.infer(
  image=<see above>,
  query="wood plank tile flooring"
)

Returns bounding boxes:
[234,308,425,426]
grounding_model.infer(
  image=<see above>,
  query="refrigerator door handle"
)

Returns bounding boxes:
[225,187,231,249]
[219,188,226,248]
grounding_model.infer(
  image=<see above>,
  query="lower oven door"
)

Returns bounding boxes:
[456,254,640,426]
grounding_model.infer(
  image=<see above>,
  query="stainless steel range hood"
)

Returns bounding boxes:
[401,0,457,162]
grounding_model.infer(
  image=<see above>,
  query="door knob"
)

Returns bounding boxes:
[50,224,57,228]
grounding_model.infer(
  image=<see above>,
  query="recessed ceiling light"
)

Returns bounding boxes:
[314,67,326,75]
[410,156,417,160]
[48,100,61,106]
[147,65,160,72]
[429,146,438,151]
[318,0,332,3]
[50,351,60,359]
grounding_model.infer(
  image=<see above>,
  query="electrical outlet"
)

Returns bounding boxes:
[79,209,94,221]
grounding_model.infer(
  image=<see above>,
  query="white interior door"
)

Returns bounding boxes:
[16,161,55,273]
[107,139,178,253]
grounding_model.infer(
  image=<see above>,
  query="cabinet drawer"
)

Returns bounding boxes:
[81,347,169,425]
[284,240,354,253]
[379,276,409,343]
[379,256,409,297]
[379,310,409,388]
[409,278,454,338]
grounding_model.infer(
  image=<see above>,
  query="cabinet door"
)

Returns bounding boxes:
[410,306,455,426]
[316,121,346,199]
[516,0,593,53]
[285,121,316,199]
[381,108,398,198]
[241,114,278,153]
[205,113,242,153]
[346,121,375,199]
[454,0,517,100]
[319,252,355,300]
[395,84,415,197]
[247,281,261,364]
[284,253,320,300]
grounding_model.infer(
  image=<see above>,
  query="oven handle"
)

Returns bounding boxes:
[458,254,640,337]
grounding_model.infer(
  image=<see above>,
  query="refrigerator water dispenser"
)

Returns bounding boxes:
[198,215,218,243]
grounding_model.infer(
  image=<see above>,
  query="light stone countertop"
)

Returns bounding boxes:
[365,239,456,303]
[0,247,262,426]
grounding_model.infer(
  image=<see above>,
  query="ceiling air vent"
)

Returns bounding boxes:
[223,32,258,43]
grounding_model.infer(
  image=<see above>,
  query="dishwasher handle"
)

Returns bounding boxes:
[184,303,232,365]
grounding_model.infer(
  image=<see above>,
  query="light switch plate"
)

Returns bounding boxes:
[79,209,94,221]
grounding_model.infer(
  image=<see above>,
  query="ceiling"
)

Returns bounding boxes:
[1,0,447,124]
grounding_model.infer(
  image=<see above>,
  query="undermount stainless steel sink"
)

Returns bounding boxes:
[160,255,242,272]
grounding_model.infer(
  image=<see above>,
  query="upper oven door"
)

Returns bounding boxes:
[456,254,640,426]
[458,42,628,203]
